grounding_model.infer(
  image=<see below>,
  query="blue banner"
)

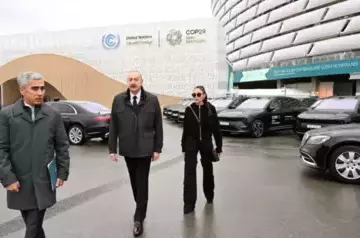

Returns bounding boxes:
[233,58,360,83]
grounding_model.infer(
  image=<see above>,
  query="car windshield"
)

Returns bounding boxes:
[236,98,270,109]
[228,97,246,109]
[79,102,110,114]
[313,98,358,111]
[212,99,233,108]
[310,100,322,108]
[300,98,318,107]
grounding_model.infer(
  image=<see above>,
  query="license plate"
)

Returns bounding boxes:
[307,124,321,129]
[220,121,229,126]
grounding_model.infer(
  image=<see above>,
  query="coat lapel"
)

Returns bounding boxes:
[13,99,49,123]
[13,100,33,124]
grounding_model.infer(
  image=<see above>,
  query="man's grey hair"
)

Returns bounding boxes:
[127,70,143,79]
[17,72,43,87]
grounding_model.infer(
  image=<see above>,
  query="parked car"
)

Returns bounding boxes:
[163,99,192,119]
[300,124,360,184]
[217,96,303,137]
[211,97,237,112]
[295,96,360,137]
[46,100,111,145]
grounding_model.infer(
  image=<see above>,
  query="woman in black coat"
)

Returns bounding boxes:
[181,85,223,214]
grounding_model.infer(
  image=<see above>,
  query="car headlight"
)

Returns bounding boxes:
[307,135,331,145]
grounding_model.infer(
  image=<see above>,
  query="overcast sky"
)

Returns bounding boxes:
[0,0,212,35]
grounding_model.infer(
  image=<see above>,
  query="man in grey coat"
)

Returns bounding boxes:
[0,72,70,238]
[109,70,163,237]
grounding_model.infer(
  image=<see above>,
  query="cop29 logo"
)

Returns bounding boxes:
[166,29,182,46]
[102,33,120,49]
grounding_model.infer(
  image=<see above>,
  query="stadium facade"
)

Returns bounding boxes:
[212,0,360,98]
[0,18,227,108]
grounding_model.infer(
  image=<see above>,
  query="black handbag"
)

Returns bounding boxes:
[211,149,220,162]
[188,105,220,163]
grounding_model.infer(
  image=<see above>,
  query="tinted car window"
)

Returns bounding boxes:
[282,98,300,109]
[268,98,282,111]
[78,102,110,113]
[237,98,270,109]
[300,98,318,107]
[314,98,358,110]
[51,103,75,114]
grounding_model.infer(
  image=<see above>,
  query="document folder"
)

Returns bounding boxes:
[47,159,57,191]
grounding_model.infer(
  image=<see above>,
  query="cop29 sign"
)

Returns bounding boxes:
[102,33,120,49]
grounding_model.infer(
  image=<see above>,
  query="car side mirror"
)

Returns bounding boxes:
[267,106,274,112]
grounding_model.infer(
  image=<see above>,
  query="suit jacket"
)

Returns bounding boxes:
[108,88,163,158]
[0,99,70,210]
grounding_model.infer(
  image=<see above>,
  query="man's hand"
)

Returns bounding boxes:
[152,152,160,161]
[110,153,119,162]
[56,179,64,188]
[6,181,20,192]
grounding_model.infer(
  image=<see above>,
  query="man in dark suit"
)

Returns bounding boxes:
[0,72,70,238]
[108,70,163,237]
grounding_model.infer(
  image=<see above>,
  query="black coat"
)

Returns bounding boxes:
[0,99,70,210]
[108,88,163,158]
[181,102,222,153]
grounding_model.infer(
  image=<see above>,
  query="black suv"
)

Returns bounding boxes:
[300,124,360,184]
[217,96,304,137]
[295,96,360,137]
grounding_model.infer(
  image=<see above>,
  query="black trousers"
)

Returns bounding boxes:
[183,146,215,206]
[20,209,46,238]
[125,156,152,222]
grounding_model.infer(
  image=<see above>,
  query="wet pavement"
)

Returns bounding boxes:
[1,121,360,237]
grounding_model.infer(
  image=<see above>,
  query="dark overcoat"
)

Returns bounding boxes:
[0,99,70,210]
[108,88,163,158]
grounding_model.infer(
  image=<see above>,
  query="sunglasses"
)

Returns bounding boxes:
[192,93,203,98]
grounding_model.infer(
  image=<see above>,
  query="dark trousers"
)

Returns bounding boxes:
[183,146,215,206]
[125,156,152,222]
[20,209,46,238]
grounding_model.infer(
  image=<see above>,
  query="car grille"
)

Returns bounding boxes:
[299,119,345,125]
[218,117,246,122]
[218,118,247,131]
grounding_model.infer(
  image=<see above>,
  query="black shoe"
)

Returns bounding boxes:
[184,204,195,214]
[133,221,143,237]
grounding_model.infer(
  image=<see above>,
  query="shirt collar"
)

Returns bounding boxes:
[130,90,141,99]
[23,101,34,109]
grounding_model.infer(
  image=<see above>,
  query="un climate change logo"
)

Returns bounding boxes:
[102,33,120,49]
[166,29,182,46]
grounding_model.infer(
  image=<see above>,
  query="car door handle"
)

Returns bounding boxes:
[62,116,70,119]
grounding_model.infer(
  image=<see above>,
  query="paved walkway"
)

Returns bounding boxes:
[1,122,360,237]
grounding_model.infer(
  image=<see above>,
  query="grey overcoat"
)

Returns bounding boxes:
[0,99,70,210]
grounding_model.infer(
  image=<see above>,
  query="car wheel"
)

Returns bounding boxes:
[329,146,360,184]
[68,125,85,145]
[251,119,265,138]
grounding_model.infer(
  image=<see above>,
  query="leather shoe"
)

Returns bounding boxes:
[133,221,143,237]
[183,204,195,214]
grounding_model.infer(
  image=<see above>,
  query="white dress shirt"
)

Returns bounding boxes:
[130,90,141,105]
[24,101,36,121]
